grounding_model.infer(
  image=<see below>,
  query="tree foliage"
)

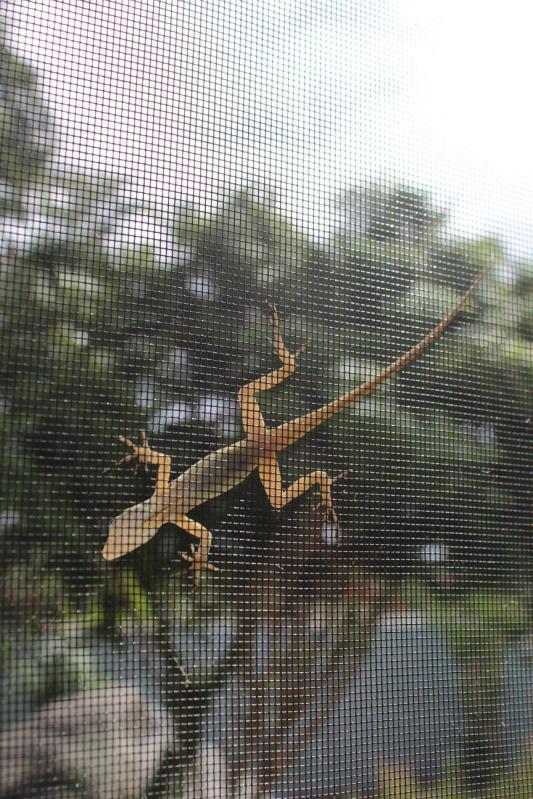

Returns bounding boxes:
[0,29,531,798]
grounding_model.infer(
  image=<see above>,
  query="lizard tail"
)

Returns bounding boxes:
[272,271,484,449]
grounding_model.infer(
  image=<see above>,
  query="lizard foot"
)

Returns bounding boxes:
[264,300,306,363]
[115,431,167,473]
[183,555,220,589]
[314,470,348,525]
[314,501,338,526]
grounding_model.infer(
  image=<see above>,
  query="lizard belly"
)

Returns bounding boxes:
[171,439,259,512]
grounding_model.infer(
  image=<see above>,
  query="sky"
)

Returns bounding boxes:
[5,0,533,256]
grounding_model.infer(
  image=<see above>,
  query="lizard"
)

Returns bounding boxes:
[102,272,484,585]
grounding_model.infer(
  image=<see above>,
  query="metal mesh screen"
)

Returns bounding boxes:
[0,2,531,798]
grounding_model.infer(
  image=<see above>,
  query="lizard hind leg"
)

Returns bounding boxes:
[238,303,305,438]
[264,301,305,365]
[259,455,346,527]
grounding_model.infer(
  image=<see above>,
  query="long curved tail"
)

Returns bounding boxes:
[272,271,484,449]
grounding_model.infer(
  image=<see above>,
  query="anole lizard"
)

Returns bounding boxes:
[102,273,483,585]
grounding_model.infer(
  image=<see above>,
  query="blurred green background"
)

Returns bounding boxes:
[0,28,531,799]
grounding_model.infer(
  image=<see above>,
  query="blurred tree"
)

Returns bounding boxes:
[0,21,54,191]
[1,171,531,604]
[0,26,531,796]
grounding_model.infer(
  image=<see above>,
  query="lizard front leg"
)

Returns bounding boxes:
[102,432,175,561]
[171,515,219,588]
[116,431,172,496]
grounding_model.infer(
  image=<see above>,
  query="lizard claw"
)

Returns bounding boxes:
[333,469,349,484]
[102,440,138,476]
[104,432,160,476]
[293,342,306,360]
[312,470,348,523]
[184,557,221,589]
[263,299,279,327]
[314,500,338,525]
[263,299,277,312]
[117,431,157,470]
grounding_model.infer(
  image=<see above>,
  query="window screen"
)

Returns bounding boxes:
[0,2,531,799]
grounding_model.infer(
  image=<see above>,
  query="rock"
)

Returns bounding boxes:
[0,682,173,799]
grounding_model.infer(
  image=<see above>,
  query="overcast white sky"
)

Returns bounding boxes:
[6,0,533,256]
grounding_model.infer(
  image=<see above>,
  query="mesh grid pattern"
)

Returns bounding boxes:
[0,2,531,798]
